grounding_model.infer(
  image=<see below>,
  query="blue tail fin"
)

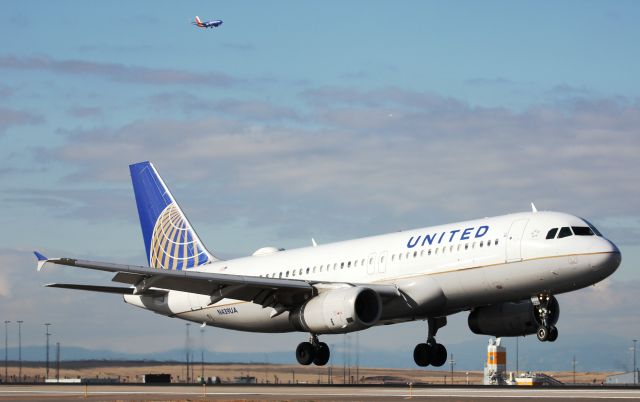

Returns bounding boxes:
[129,161,216,270]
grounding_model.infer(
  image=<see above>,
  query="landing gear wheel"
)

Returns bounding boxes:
[296,342,316,365]
[536,325,549,342]
[313,342,330,366]
[431,343,448,367]
[547,326,558,342]
[413,343,431,367]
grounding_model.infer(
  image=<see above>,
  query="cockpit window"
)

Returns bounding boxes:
[546,228,558,239]
[572,226,594,236]
[581,218,603,237]
[557,226,572,238]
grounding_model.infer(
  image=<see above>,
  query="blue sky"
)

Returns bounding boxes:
[1,1,639,370]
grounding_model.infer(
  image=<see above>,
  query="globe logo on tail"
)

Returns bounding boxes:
[149,203,209,270]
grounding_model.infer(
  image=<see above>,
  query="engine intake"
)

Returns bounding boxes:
[290,286,381,334]
[468,297,559,337]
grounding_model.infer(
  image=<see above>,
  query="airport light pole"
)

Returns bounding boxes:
[17,320,22,383]
[633,340,637,385]
[185,323,190,384]
[4,320,9,382]
[44,323,51,380]
[450,353,455,384]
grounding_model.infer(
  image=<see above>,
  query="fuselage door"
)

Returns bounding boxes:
[378,251,388,274]
[367,252,377,275]
[506,219,529,262]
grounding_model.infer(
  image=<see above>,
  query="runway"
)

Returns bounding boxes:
[1,385,640,401]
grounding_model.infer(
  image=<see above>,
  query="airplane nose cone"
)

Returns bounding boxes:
[592,239,621,278]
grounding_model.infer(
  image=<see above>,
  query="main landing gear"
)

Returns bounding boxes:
[296,334,330,366]
[535,293,559,342]
[414,317,448,367]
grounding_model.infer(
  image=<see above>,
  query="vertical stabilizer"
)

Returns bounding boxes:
[129,161,216,270]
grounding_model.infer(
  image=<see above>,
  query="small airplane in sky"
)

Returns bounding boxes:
[192,16,223,29]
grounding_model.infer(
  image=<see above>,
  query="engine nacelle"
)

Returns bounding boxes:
[290,286,382,334]
[468,298,559,337]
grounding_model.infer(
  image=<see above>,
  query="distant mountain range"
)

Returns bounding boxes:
[0,332,632,372]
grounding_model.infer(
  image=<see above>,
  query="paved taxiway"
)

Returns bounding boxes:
[1,385,640,401]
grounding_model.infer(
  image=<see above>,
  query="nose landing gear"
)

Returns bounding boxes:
[535,293,559,342]
[296,334,330,366]
[413,317,448,367]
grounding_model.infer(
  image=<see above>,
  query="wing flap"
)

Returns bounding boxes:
[45,283,167,298]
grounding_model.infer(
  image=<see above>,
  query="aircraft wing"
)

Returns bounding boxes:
[36,253,401,311]
[37,254,315,308]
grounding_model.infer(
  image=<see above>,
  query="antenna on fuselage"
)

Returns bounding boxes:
[531,202,538,213]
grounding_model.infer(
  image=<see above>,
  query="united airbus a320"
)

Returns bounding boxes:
[36,161,621,367]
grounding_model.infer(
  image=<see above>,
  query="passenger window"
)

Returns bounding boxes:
[479,241,483,248]
[299,268,303,275]
[286,271,290,277]
[435,248,438,254]
[392,254,395,261]
[399,254,402,260]
[279,272,282,278]
[421,250,424,257]
[450,245,453,252]
[546,228,558,239]
[406,252,410,258]
[341,262,344,269]
[413,251,417,258]
[487,240,491,246]
[457,244,461,251]
[465,243,468,250]
[361,259,365,265]
[381,256,385,263]
[572,226,594,236]
[428,249,432,255]
[369,258,373,264]
[306,267,310,274]
[558,227,572,238]
[495,239,499,246]
[292,270,296,277]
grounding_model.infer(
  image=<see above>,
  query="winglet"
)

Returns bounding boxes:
[34,251,48,271]
[311,238,318,247]
[531,202,538,213]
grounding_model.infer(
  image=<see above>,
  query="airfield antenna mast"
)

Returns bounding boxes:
[17,320,23,382]
[44,323,51,380]
[4,320,9,382]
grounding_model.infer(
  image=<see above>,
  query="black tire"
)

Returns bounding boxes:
[296,342,315,365]
[536,325,549,342]
[313,342,330,366]
[413,343,431,367]
[547,326,558,342]
[431,343,448,367]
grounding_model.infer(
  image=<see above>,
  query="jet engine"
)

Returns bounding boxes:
[290,286,382,334]
[468,298,559,337]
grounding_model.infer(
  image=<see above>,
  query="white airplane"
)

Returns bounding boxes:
[35,161,621,367]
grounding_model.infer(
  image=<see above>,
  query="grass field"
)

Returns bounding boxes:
[0,361,618,385]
